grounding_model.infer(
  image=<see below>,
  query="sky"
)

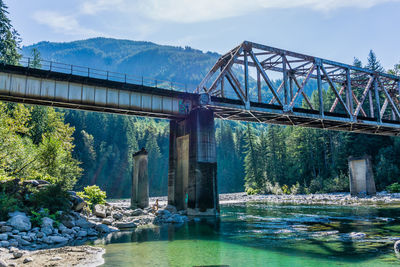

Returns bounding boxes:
[6,0,400,70]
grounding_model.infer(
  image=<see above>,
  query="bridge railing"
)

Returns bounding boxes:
[16,57,191,93]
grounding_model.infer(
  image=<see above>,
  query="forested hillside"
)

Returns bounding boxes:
[20,38,400,198]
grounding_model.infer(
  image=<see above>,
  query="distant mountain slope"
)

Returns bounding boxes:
[22,37,220,90]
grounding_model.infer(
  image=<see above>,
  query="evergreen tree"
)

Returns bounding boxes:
[0,0,21,64]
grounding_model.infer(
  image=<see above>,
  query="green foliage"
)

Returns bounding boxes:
[0,192,21,220]
[246,188,260,195]
[0,102,81,190]
[29,184,71,213]
[281,185,290,195]
[387,183,400,193]
[30,208,61,227]
[0,1,21,64]
[77,185,106,210]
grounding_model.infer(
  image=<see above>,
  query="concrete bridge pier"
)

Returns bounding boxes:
[131,148,149,209]
[168,107,219,216]
[348,155,376,196]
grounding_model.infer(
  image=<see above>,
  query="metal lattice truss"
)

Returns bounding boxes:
[195,41,400,136]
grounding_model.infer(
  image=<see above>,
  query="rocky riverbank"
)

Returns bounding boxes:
[0,198,188,266]
[219,191,400,206]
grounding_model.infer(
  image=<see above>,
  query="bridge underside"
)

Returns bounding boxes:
[208,98,400,136]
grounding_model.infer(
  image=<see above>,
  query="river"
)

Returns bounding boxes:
[97,202,400,266]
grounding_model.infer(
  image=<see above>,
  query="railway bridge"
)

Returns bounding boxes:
[1,41,399,215]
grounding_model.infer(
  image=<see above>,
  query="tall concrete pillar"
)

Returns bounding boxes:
[131,148,149,209]
[348,155,376,196]
[168,107,219,216]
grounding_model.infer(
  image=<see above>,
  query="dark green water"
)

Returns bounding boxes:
[98,202,400,266]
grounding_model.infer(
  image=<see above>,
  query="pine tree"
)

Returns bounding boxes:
[0,0,21,64]
[365,50,384,72]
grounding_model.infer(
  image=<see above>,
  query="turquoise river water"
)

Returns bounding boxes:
[97,202,400,267]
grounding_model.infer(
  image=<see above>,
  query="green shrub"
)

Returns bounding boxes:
[77,185,106,210]
[387,183,400,193]
[246,187,260,195]
[290,182,301,195]
[281,184,290,195]
[30,208,61,227]
[0,192,21,220]
[29,183,71,213]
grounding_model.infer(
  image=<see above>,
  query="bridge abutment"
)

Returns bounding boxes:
[168,107,219,216]
[348,155,376,196]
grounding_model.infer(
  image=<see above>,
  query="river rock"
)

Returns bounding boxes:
[41,217,54,228]
[13,251,23,259]
[77,230,88,237]
[114,221,137,229]
[102,218,113,225]
[49,236,68,243]
[41,226,53,235]
[95,223,115,233]
[0,259,7,267]
[395,240,400,253]
[23,257,33,264]
[131,209,144,216]
[70,195,86,212]
[7,212,31,231]
[112,213,123,220]
[60,215,75,229]
[164,205,177,213]
[75,218,95,229]
[94,204,107,218]
[0,241,9,247]
[0,226,11,233]
[0,234,7,241]
[166,214,187,224]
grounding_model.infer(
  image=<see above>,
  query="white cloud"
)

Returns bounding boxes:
[120,0,400,23]
[32,11,102,36]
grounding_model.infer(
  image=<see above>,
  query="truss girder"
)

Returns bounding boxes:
[196,41,400,133]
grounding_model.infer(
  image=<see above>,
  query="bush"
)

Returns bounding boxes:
[290,182,301,195]
[387,183,400,193]
[246,187,260,195]
[281,184,290,195]
[0,192,21,220]
[77,185,106,210]
[30,208,61,227]
[29,183,71,213]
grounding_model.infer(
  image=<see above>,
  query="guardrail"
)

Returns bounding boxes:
[14,57,192,93]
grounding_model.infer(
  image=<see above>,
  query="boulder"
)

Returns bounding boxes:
[49,236,68,243]
[41,227,53,235]
[94,205,107,218]
[0,234,7,241]
[77,230,88,237]
[164,205,177,213]
[87,228,98,236]
[95,223,116,233]
[0,226,12,233]
[60,215,75,228]
[7,213,31,231]
[13,251,23,259]
[112,213,123,220]
[131,209,144,216]
[114,221,137,229]
[75,218,95,229]
[23,257,33,264]
[70,195,86,212]
[102,218,113,225]
[41,217,54,228]
[0,259,7,267]
[395,240,400,254]
[0,241,9,248]
[166,214,187,224]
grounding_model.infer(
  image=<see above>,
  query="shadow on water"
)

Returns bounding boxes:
[95,203,400,266]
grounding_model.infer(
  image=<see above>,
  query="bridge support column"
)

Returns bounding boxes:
[348,155,376,197]
[168,107,219,216]
[131,148,149,209]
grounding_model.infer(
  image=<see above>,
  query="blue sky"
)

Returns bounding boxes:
[6,0,400,70]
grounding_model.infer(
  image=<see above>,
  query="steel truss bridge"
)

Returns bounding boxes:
[1,40,400,136]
